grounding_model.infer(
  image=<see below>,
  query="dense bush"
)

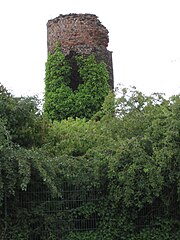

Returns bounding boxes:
[0,84,48,239]
[0,83,47,147]
[0,83,179,239]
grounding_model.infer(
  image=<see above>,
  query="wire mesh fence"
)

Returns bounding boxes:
[1,179,179,239]
[1,180,100,239]
[21,183,99,239]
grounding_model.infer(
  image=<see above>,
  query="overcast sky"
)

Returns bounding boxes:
[0,0,180,98]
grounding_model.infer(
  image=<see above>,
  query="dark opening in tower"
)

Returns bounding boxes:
[66,51,82,91]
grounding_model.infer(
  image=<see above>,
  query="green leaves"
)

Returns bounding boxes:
[44,44,110,121]
[108,137,164,209]
[42,86,180,238]
[0,83,47,147]
[1,79,180,238]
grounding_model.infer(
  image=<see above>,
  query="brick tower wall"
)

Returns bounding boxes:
[47,13,114,89]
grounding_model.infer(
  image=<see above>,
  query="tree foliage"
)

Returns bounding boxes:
[0,82,179,239]
[0,83,47,147]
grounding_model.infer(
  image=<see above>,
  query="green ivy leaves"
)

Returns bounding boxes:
[44,44,110,121]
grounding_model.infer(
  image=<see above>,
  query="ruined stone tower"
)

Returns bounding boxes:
[47,13,114,89]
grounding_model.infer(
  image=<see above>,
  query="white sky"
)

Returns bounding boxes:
[0,0,180,98]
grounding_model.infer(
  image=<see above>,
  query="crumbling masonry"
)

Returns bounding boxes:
[47,13,114,89]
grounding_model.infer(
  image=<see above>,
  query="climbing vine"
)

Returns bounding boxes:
[44,44,110,121]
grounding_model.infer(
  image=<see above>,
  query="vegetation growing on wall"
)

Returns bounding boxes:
[44,44,110,121]
[0,82,179,239]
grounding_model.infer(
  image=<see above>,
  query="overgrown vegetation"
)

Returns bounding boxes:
[0,81,179,239]
[44,44,110,121]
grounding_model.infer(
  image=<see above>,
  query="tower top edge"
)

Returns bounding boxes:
[47,13,100,25]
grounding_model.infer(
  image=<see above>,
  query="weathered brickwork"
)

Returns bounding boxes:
[47,13,114,89]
